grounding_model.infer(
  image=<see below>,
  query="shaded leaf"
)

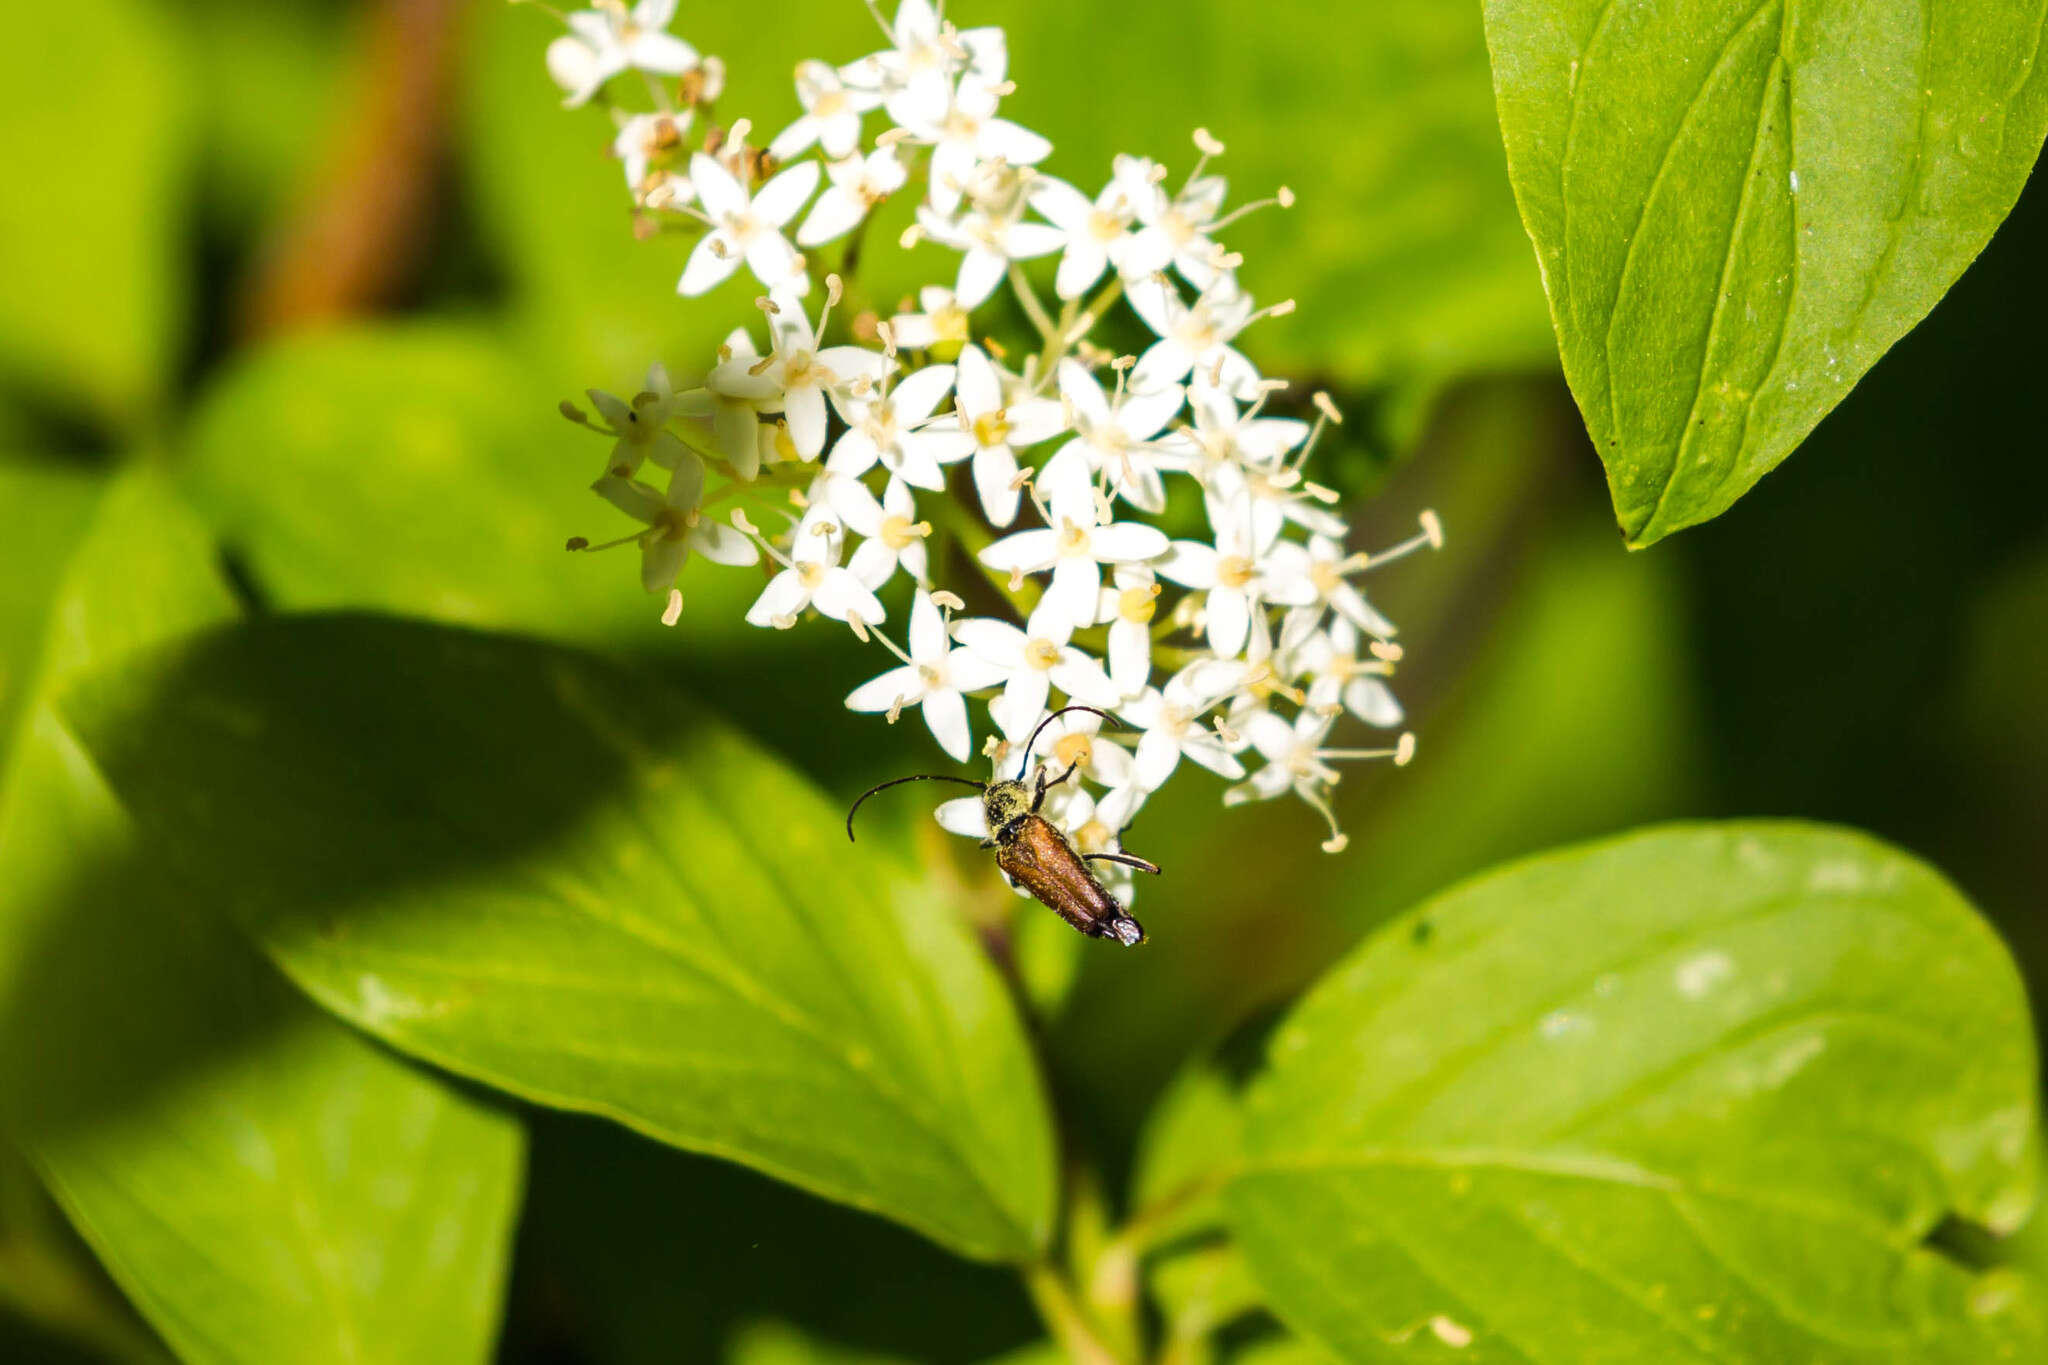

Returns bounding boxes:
[1485,0,2048,544]
[1228,823,2044,1362]
[0,0,194,428]
[0,471,526,1365]
[60,614,1056,1262]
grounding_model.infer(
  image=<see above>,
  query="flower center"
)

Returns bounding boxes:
[1056,520,1091,556]
[932,302,970,343]
[1087,207,1125,243]
[1162,207,1194,246]
[1218,555,1256,589]
[1053,733,1093,769]
[1310,558,1342,597]
[1075,820,1112,854]
[972,410,1011,447]
[798,561,828,589]
[814,89,848,117]
[783,350,819,388]
[1025,637,1062,670]
[1117,583,1158,624]
[1161,702,1191,736]
[728,211,761,244]
[880,514,929,550]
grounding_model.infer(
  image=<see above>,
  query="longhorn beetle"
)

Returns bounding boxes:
[846,706,1162,946]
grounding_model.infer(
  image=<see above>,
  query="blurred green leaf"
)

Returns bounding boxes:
[61,614,1056,1262]
[995,0,1554,392]
[185,0,352,229]
[0,0,194,429]
[1131,1061,1243,1249]
[1228,823,2044,1363]
[726,1321,923,1365]
[0,462,102,777]
[180,323,759,651]
[1484,0,2048,545]
[467,0,1550,405]
[0,470,526,1365]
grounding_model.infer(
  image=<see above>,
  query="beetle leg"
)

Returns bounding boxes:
[1031,761,1081,812]
[1087,851,1162,875]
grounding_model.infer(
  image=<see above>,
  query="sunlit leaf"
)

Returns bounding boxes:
[0,461,101,778]
[1484,0,2048,544]
[0,0,194,428]
[61,614,1057,1262]
[180,323,760,650]
[1228,823,2044,1362]
[0,471,526,1365]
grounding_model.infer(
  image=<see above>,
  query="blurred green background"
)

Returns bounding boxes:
[1,0,2043,1361]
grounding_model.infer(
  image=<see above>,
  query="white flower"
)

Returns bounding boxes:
[798,147,910,247]
[916,195,1063,309]
[1020,707,1138,792]
[582,362,694,477]
[1300,618,1404,727]
[588,454,758,594]
[825,363,969,490]
[1029,174,1140,300]
[831,475,932,590]
[891,66,1050,216]
[678,153,820,297]
[1225,706,1414,850]
[1120,662,1246,790]
[979,498,1171,630]
[711,289,890,459]
[769,59,882,162]
[950,344,1066,527]
[843,0,1005,108]
[954,599,1122,741]
[846,590,1006,760]
[1122,156,1232,288]
[885,286,973,353]
[613,110,693,204]
[1153,380,1308,483]
[1296,534,1398,640]
[1156,498,1317,659]
[1036,360,1183,517]
[746,509,885,630]
[547,0,700,108]
[1128,276,1276,400]
[1096,564,1160,696]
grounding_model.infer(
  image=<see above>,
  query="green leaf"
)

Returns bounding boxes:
[59,614,1057,1262]
[0,471,526,1365]
[0,0,194,428]
[180,324,760,650]
[0,461,102,778]
[1227,823,2045,1363]
[1483,1,2048,544]
[1132,1061,1245,1248]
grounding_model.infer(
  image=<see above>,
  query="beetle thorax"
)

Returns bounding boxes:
[983,779,1032,832]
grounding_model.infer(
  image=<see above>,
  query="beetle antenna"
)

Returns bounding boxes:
[846,773,987,841]
[1015,706,1126,780]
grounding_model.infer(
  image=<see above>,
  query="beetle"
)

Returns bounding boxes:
[846,706,1161,946]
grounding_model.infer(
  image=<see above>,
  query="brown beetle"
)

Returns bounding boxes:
[847,706,1161,946]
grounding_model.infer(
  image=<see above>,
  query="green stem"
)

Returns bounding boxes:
[1009,263,1060,346]
[1023,1262,1130,1365]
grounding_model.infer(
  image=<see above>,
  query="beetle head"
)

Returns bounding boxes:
[983,779,1032,832]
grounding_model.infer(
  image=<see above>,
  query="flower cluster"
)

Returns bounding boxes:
[544,0,1441,878]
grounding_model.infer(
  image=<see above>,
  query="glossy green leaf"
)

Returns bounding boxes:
[60,615,1056,1262]
[1132,1061,1244,1248]
[181,324,759,650]
[0,471,526,1365]
[1228,824,2044,1363]
[0,0,193,427]
[1484,1,2048,544]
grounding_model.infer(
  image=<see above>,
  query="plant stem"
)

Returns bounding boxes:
[1022,1262,1129,1365]
[1009,263,1060,345]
